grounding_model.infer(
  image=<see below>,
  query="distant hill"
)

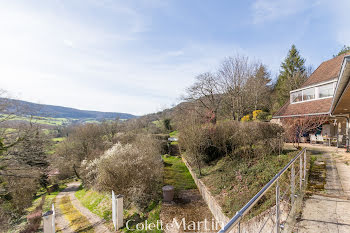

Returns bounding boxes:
[1,98,137,120]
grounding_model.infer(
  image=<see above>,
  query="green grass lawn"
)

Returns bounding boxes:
[52,137,66,142]
[169,130,178,138]
[27,184,67,214]
[75,187,112,221]
[162,155,197,191]
[75,186,162,233]
[122,201,162,233]
[0,114,71,126]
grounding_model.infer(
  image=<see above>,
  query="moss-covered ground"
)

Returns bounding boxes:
[162,155,197,191]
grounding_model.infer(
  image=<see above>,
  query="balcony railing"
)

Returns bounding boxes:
[218,148,307,233]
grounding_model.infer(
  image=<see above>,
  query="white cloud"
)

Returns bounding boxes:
[0,0,239,115]
[251,0,320,24]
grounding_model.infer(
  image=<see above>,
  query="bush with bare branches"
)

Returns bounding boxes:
[81,135,163,209]
[281,115,328,147]
[179,118,284,175]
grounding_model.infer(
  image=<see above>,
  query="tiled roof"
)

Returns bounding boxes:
[301,53,350,88]
[273,98,332,117]
[273,53,350,118]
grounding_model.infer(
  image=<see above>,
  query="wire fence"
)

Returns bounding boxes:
[218,148,308,233]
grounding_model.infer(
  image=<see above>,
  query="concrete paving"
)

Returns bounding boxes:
[293,147,350,233]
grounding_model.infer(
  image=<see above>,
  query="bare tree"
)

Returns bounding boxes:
[101,118,120,144]
[183,72,223,124]
[218,55,255,120]
[245,64,272,111]
[282,115,328,148]
[177,111,208,176]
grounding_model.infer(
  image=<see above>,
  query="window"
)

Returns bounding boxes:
[303,87,315,100]
[318,83,334,98]
[289,80,337,104]
[291,91,302,103]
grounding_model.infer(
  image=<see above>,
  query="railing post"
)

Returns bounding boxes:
[303,150,306,181]
[238,221,240,233]
[276,180,280,233]
[291,164,295,204]
[299,156,302,191]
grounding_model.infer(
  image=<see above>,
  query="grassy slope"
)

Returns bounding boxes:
[75,188,112,221]
[162,155,196,191]
[27,184,68,213]
[8,184,69,233]
[75,187,162,233]
[0,114,71,126]
[196,151,297,218]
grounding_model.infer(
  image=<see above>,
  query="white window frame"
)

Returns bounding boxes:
[290,79,337,104]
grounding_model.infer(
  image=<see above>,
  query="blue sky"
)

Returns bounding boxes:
[1,0,349,115]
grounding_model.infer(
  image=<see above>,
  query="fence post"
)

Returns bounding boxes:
[43,210,55,233]
[276,180,280,233]
[52,204,55,233]
[112,191,117,230]
[112,191,124,230]
[291,164,295,204]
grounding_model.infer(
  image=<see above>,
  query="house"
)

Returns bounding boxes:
[272,53,350,147]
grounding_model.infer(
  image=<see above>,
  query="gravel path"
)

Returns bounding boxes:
[54,182,111,233]
[55,186,74,233]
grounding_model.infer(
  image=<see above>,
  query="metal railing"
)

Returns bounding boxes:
[218,148,307,233]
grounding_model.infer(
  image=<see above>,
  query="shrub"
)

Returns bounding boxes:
[241,114,251,122]
[82,135,163,209]
[256,111,270,121]
[178,120,210,175]
[252,110,262,120]
[163,118,172,131]
[179,120,284,167]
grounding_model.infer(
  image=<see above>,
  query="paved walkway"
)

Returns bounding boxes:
[54,182,111,233]
[293,147,350,233]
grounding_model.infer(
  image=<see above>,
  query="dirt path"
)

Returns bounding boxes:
[160,189,216,233]
[54,182,111,233]
[293,148,350,233]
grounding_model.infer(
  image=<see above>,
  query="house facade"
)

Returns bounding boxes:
[273,53,350,147]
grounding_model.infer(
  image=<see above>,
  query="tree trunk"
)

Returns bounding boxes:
[73,164,81,179]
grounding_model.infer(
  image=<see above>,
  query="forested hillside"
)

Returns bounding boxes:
[1,98,136,120]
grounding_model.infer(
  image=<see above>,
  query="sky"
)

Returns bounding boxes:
[1,0,349,115]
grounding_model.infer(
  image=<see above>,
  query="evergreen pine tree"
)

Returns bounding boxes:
[274,45,307,108]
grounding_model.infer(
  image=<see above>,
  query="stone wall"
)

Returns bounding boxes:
[181,157,230,226]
